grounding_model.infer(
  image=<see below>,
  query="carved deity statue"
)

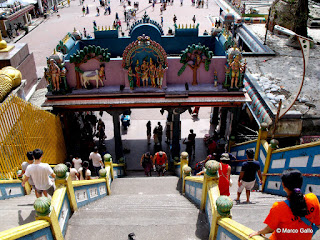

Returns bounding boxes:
[141,59,149,87]
[99,64,105,82]
[128,66,135,90]
[135,60,141,87]
[214,70,218,87]
[229,55,241,88]
[49,59,61,91]
[156,63,165,89]
[149,58,156,87]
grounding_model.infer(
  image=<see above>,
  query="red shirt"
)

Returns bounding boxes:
[264,193,320,240]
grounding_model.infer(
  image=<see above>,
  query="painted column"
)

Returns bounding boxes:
[107,110,124,161]
[172,110,181,159]
[211,107,219,125]
[219,107,228,137]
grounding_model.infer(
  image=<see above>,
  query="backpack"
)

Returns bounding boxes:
[284,200,319,236]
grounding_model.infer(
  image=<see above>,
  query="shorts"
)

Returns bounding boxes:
[237,180,255,193]
[156,164,165,173]
[36,185,55,196]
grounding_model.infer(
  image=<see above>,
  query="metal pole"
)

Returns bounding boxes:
[272,99,282,138]
[264,7,271,45]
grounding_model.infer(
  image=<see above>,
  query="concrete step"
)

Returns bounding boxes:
[65,176,210,240]
[0,191,37,232]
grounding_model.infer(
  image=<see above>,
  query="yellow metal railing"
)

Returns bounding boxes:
[0,95,66,179]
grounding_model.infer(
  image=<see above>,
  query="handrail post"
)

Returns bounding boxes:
[180,152,189,179]
[255,122,268,161]
[200,160,220,211]
[98,168,111,195]
[104,153,114,180]
[182,166,192,194]
[211,196,233,240]
[54,164,78,212]
[34,197,63,240]
[262,139,278,191]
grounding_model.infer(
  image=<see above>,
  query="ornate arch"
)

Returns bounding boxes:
[122,35,168,69]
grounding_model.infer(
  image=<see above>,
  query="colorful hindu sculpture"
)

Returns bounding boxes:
[122,35,168,90]
[149,58,156,87]
[127,66,135,90]
[69,45,111,89]
[99,64,105,82]
[156,63,166,89]
[135,60,141,87]
[178,43,213,85]
[49,59,61,91]
[44,50,68,94]
[141,59,149,87]
[224,44,246,90]
[214,70,218,87]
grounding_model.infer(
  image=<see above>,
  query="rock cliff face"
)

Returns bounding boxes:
[269,0,298,31]
[269,0,310,37]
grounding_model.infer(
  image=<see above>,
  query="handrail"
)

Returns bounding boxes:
[185,176,204,184]
[0,179,21,184]
[0,220,50,240]
[51,187,67,215]
[218,218,267,240]
[273,140,320,153]
[232,139,257,147]
[72,178,106,187]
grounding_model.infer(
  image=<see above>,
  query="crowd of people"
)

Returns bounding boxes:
[20,145,106,198]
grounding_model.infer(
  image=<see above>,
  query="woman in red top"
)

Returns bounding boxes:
[249,168,320,240]
[218,153,231,196]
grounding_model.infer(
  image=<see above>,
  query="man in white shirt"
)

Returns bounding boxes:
[20,151,41,198]
[89,146,104,176]
[21,149,56,197]
[72,156,82,171]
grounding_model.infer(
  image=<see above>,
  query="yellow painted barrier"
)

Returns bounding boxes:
[56,175,78,212]
[0,220,50,240]
[207,181,220,240]
[273,140,320,153]
[0,179,21,184]
[232,139,257,147]
[0,95,66,179]
[51,187,67,215]
[36,207,63,240]
[218,218,268,240]
[185,176,204,184]
[72,178,106,187]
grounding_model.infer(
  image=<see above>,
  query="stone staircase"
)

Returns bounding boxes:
[65,176,210,240]
[0,192,36,232]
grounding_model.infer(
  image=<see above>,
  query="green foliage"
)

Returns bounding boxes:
[69,45,111,64]
[204,59,210,71]
[75,66,84,73]
[178,63,188,76]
